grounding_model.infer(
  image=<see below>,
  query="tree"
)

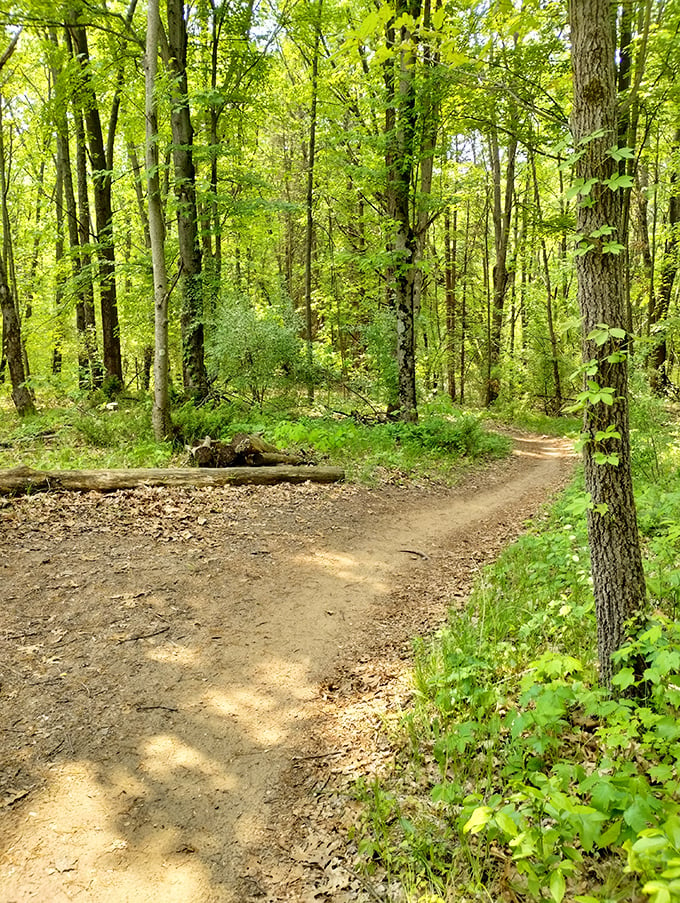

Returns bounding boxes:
[145,0,171,439]
[0,29,35,416]
[569,0,646,687]
[164,0,208,399]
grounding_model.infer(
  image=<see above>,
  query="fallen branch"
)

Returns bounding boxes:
[0,464,345,495]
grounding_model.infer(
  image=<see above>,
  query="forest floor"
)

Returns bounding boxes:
[0,431,575,903]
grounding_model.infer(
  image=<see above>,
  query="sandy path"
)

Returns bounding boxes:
[0,433,574,902]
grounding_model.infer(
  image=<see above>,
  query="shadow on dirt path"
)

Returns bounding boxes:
[0,433,575,902]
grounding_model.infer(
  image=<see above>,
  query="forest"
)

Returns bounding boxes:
[0,0,676,424]
[3,0,680,900]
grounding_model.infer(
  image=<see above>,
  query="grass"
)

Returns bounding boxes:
[0,394,511,483]
[350,391,680,903]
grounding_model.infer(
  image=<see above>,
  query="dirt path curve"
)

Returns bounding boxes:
[0,433,575,903]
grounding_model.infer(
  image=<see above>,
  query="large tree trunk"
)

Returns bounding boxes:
[68,20,123,386]
[164,0,208,399]
[570,0,646,688]
[384,0,423,423]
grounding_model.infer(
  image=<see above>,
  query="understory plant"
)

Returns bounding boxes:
[354,400,680,902]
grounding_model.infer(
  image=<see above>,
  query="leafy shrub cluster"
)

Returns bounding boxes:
[354,405,680,902]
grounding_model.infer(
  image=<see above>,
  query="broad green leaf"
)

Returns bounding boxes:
[463,805,492,834]
[550,869,566,903]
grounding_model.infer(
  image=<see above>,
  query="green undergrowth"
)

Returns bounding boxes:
[353,394,680,902]
[0,397,510,482]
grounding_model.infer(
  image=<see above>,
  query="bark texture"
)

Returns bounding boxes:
[165,0,208,398]
[570,0,646,687]
[0,465,344,495]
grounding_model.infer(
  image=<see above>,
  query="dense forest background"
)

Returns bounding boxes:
[1,0,677,425]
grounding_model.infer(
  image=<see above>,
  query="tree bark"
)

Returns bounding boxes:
[570,0,646,688]
[164,0,208,398]
[303,0,323,403]
[0,53,34,417]
[0,465,344,495]
[68,19,123,387]
[486,124,517,405]
[648,127,680,394]
[146,0,172,439]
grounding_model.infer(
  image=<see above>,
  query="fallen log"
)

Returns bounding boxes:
[186,433,306,468]
[0,464,344,495]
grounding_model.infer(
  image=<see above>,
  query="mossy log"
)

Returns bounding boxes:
[0,464,344,495]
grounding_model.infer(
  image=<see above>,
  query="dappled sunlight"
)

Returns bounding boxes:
[146,644,200,666]
[292,548,392,593]
[513,436,576,460]
[3,761,214,902]
[141,734,236,784]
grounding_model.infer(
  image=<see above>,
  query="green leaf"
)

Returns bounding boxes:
[641,882,671,903]
[495,810,519,838]
[463,805,493,834]
[611,666,636,689]
[550,872,567,903]
[603,173,635,191]
[602,240,626,254]
[608,145,635,161]
[550,870,566,903]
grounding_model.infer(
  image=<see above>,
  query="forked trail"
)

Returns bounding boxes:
[0,433,574,902]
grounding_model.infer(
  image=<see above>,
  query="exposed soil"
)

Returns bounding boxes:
[0,433,575,902]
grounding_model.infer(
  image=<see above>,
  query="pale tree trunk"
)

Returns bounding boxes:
[164,0,208,398]
[570,0,646,688]
[145,0,172,439]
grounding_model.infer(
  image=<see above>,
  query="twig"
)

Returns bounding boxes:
[398,549,430,560]
[117,626,170,644]
[135,704,178,713]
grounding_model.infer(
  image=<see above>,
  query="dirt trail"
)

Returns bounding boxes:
[0,433,574,902]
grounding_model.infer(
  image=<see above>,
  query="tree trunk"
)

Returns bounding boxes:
[648,127,680,394]
[570,0,646,688]
[68,20,123,387]
[384,0,423,423]
[145,0,172,440]
[165,0,208,399]
[444,206,457,401]
[303,0,323,403]
[72,96,102,388]
[486,125,517,405]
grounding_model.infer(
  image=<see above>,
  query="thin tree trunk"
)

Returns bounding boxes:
[303,0,323,402]
[164,0,208,398]
[68,19,123,386]
[648,127,680,394]
[444,206,457,401]
[145,0,172,439]
[486,125,517,405]
[530,150,562,410]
